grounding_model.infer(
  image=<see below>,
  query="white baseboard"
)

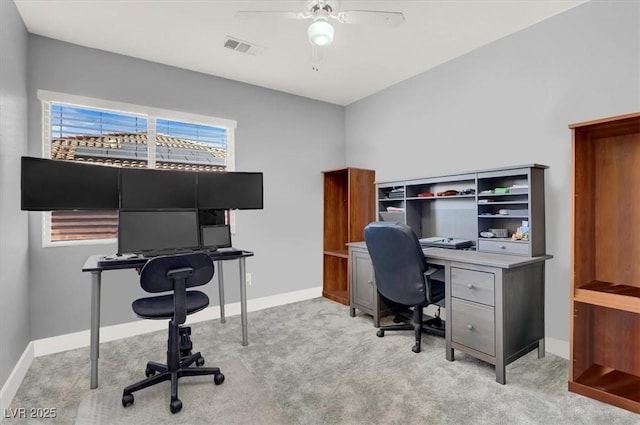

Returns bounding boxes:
[545,337,569,359]
[0,342,34,420]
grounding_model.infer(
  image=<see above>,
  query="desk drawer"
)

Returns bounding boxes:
[451,267,495,306]
[451,298,495,356]
[478,239,529,256]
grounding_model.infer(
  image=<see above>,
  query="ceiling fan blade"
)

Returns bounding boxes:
[235,11,312,21]
[337,10,404,27]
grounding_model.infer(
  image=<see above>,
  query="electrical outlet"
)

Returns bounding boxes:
[245,273,252,287]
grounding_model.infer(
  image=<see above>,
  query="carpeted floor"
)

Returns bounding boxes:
[6,298,639,424]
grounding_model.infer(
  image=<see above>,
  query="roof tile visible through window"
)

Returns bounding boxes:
[51,132,226,171]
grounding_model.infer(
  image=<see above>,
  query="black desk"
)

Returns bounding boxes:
[82,250,254,389]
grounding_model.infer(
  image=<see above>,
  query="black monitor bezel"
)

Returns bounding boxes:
[20,156,120,211]
[199,224,232,250]
[117,208,200,255]
[197,171,264,210]
[119,167,197,210]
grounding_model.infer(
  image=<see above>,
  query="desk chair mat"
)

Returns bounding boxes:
[75,358,287,425]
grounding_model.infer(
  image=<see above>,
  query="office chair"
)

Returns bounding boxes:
[364,221,445,353]
[121,252,224,414]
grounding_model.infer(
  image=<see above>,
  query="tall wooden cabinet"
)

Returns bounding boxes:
[322,167,375,305]
[569,112,640,414]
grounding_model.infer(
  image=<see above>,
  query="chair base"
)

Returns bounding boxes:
[122,352,224,413]
[377,307,445,353]
[122,325,224,414]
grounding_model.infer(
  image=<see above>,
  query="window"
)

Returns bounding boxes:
[39,90,236,246]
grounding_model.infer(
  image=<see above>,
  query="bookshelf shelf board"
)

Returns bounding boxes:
[323,250,349,259]
[574,281,640,314]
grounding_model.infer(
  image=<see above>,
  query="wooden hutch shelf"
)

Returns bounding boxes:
[322,167,375,306]
[569,112,640,414]
[574,281,640,313]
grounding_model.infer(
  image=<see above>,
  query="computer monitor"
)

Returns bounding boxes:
[120,167,197,209]
[117,209,200,255]
[21,156,120,210]
[200,224,232,250]
[197,172,263,210]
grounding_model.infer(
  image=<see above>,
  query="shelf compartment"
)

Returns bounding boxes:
[574,281,640,313]
[322,254,349,305]
[570,301,640,413]
[477,200,529,205]
[406,194,475,200]
[478,215,529,219]
[570,365,640,413]
[477,193,529,198]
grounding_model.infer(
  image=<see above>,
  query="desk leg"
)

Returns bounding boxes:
[538,338,545,359]
[217,260,226,323]
[90,271,102,389]
[239,258,248,346]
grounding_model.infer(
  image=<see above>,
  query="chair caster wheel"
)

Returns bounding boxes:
[170,398,182,414]
[122,393,134,407]
[196,357,205,367]
[412,344,421,353]
[377,330,385,337]
[393,317,402,324]
[145,367,156,377]
[214,372,225,385]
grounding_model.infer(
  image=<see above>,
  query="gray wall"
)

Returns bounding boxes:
[0,0,31,387]
[27,36,345,339]
[345,0,640,343]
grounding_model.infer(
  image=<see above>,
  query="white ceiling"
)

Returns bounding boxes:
[14,0,586,106]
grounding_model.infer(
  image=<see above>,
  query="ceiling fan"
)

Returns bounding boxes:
[235,0,405,48]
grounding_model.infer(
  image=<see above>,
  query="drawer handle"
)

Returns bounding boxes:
[499,245,506,250]
[467,284,474,289]
[467,324,474,330]
[367,280,373,285]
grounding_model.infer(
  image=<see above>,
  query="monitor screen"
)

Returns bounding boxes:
[200,224,232,250]
[21,156,120,210]
[197,172,263,210]
[118,209,200,254]
[120,168,197,209]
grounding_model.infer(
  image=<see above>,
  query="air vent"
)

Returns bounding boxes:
[223,36,262,56]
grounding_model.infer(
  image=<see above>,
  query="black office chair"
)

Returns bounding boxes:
[364,221,445,353]
[121,252,224,414]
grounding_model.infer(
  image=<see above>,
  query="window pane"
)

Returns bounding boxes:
[51,104,149,168]
[49,104,148,243]
[155,118,227,171]
[51,210,118,241]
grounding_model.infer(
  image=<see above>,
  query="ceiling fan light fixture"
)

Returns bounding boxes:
[307,20,334,46]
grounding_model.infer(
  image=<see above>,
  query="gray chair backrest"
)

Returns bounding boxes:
[364,221,427,306]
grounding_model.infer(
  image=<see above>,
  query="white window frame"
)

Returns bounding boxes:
[38,90,237,248]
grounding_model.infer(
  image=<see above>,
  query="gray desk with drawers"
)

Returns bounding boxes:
[348,242,552,384]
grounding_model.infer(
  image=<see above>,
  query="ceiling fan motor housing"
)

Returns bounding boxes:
[306,0,338,14]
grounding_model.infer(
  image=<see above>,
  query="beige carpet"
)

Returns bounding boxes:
[74,358,286,425]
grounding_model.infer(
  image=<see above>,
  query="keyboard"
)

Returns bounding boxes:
[419,237,474,250]
[139,249,195,258]
[211,247,242,257]
[97,254,147,267]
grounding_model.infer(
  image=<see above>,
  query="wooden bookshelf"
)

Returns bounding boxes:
[569,112,640,414]
[322,168,375,305]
